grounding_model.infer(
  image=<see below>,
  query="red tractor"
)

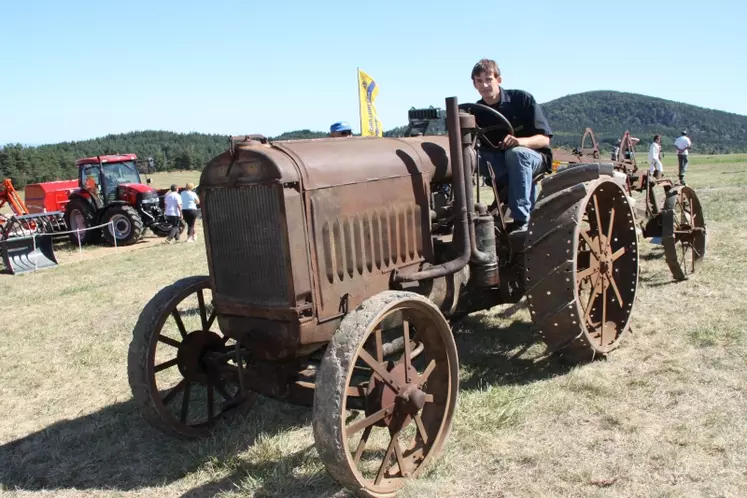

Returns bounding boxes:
[64,154,173,246]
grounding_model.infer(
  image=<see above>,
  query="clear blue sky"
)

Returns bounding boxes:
[1,0,745,145]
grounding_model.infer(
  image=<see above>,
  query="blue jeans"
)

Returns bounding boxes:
[478,147,545,223]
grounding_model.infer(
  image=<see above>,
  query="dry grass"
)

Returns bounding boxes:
[1,158,747,498]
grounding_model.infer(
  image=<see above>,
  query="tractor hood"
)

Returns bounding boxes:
[199,135,453,191]
[119,183,157,194]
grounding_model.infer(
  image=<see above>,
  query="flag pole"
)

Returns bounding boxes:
[356,67,362,135]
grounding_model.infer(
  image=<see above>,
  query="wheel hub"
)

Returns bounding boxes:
[366,361,421,428]
[176,330,224,383]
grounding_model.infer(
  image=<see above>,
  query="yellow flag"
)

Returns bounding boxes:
[358,68,383,137]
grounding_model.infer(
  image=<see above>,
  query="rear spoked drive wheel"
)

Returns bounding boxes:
[525,164,640,363]
[662,186,706,281]
[128,275,256,438]
[313,291,459,498]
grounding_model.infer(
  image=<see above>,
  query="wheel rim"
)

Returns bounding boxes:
[316,295,458,496]
[663,187,706,280]
[574,181,639,353]
[144,279,253,437]
[108,213,132,239]
[70,209,86,241]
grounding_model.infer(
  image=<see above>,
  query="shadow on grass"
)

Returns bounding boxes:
[640,247,666,261]
[452,313,575,391]
[0,312,575,496]
[0,396,317,495]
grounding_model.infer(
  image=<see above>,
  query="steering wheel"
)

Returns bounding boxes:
[458,103,514,149]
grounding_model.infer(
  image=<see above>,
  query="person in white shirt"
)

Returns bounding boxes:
[180,182,200,242]
[674,130,692,185]
[163,184,183,243]
[648,135,663,178]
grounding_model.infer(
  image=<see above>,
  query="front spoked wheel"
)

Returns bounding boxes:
[313,291,459,497]
[128,275,257,438]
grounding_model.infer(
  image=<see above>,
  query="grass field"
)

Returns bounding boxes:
[1,156,747,497]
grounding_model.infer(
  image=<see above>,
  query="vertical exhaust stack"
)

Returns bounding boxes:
[395,96,471,282]
[461,121,499,287]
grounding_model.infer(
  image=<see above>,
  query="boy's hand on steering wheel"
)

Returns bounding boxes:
[499,134,521,150]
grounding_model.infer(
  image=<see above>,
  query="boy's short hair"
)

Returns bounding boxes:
[471,59,501,80]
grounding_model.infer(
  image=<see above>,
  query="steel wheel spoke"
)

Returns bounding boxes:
[607,272,624,307]
[601,283,607,345]
[403,321,412,383]
[353,426,373,464]
[418,359,436,387]
[582,274,602,323]
[593,194,604,253]
[577,266,597,282]
[414,414,429,444]
[375,328,383,363]
[580,230,603,260]
[158,335,181,348]
[375,430,400,485]
[206,308,217,330]
[606,205,616,243]
[197,290,209,331]
[154,357,178,373]
[171,309,187,338]
[358,349,402,392]
[611,246,626,261]
[393,438,407,478]
[162,378,187,405]
[345,404,394,437]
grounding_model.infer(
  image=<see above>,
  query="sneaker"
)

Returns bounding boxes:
[164,238,173,244]
[507,220,528,234]
[186,237,194,243]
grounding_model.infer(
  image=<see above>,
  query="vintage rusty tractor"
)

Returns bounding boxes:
[128,97,640,497]
[555,128,707,281]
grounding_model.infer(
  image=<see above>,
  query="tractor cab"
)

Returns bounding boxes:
[76,154,154,208]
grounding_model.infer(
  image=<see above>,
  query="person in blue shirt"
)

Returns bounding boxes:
[329,121,353,137]
[180,182,200,243]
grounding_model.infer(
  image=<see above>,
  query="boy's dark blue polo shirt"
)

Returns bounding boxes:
[477,87,554,168]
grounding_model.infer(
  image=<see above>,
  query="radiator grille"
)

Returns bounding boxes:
[321,204,422,283]
[204,186,290,307]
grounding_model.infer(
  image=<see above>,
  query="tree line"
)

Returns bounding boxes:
[3,91,746,187]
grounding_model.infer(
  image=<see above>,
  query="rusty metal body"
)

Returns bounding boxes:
[199,133,457,361]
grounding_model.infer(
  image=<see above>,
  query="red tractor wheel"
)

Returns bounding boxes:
[63,198,101,245]
[102,205,144,246]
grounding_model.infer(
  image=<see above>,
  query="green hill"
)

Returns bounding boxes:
[542,91,747,154]
[2,91,746,187]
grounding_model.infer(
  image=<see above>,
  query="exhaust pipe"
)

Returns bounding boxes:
[395,96,470,282]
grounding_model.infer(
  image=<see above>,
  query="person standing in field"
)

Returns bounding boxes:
[675,130,692,185]
[180,182,200,243]
[648,135,664,178]
[163,184,183,243]
[611,139,621,161]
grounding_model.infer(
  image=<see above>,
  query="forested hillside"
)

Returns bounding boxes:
[2,91,746,187]
[542,91,747,154]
